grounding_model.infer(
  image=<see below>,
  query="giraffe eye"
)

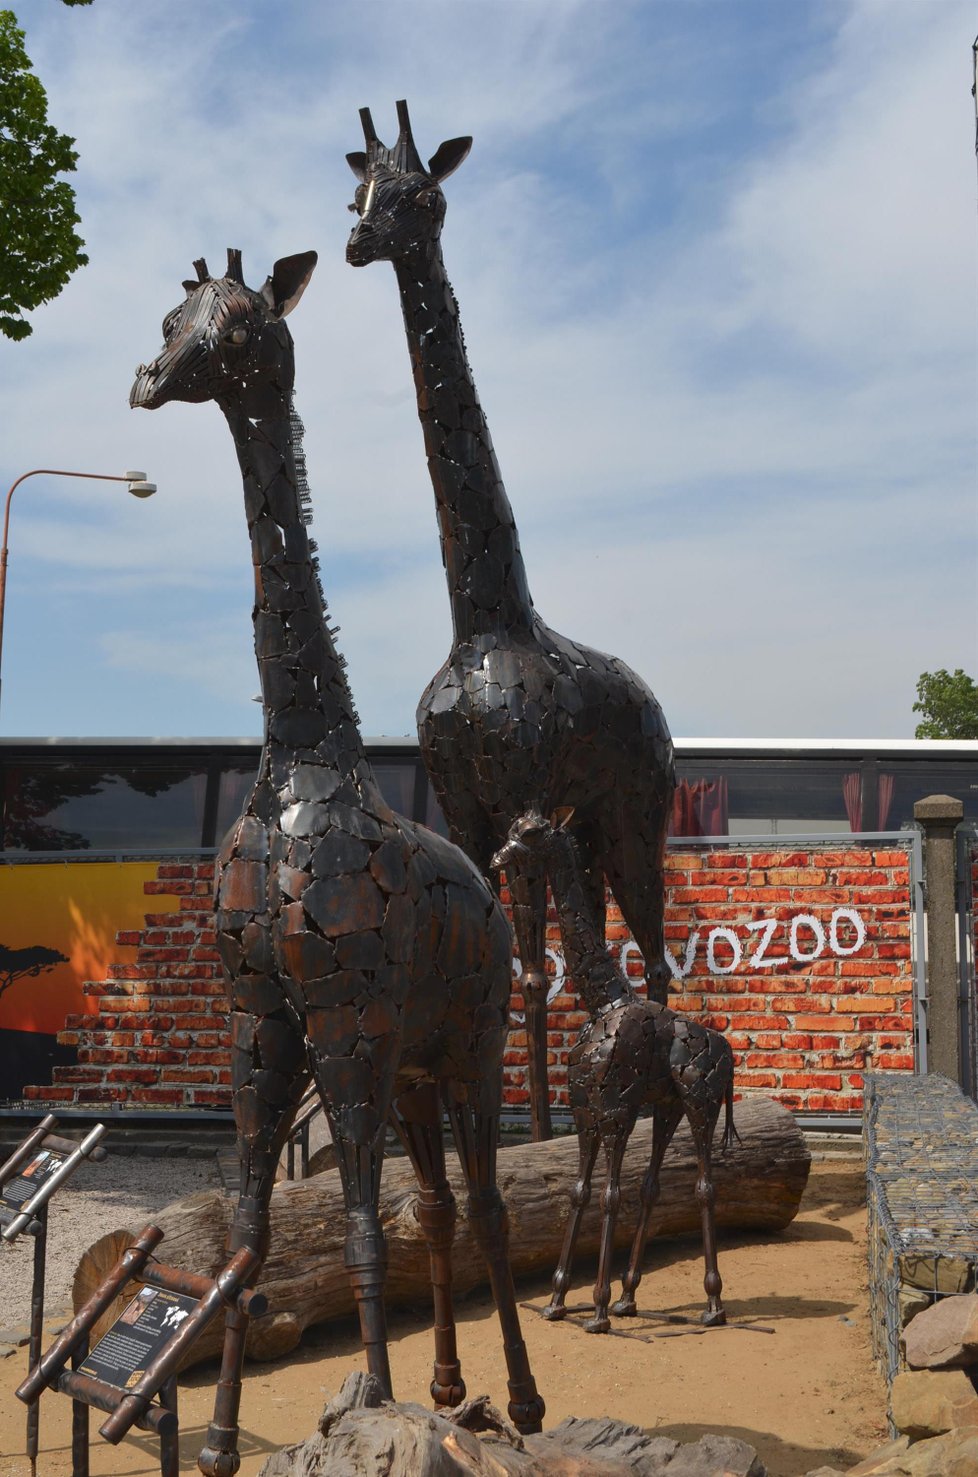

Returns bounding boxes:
[226,325,250,347]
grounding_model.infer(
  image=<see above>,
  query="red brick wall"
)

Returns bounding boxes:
[27,842,917,1116]
[507,842,916,1116]
[25,863,229,1110]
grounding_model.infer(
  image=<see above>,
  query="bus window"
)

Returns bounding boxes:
[675,759,855,836]
[371,762,417,818]
[2,763,209,852]
[214,763,259,845]
[884,762,978,827]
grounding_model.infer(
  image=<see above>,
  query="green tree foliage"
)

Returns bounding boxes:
[0,6,89,340]
[913,669,978,740]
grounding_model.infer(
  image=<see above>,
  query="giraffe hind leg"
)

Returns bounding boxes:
[675,1050,727,1327]
[597,824,671,1006]
[544,1120,599,1321]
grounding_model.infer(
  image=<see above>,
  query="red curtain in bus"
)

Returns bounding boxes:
[843,772,863,832]
[670,778,729,836]
[877,773,895,830]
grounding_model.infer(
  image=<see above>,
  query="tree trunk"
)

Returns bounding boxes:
[73,1095,809,1369]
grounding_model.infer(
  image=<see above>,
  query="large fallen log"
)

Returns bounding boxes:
[74,1094,809,1369]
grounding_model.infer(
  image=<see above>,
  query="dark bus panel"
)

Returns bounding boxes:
[1,737,975,853]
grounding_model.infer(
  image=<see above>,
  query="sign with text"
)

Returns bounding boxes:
[0,1147,68,1226]
[79,1287,195,1390]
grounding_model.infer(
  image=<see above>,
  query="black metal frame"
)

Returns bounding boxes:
[16,1224,266,1477]
[0,1114,108,1477]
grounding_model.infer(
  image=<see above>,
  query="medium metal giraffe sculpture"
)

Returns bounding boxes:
[131,249,544,1476]
[493,810,736,1334]
[346,101,675,1140]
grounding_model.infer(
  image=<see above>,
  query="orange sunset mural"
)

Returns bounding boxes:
[0,862,182,1096]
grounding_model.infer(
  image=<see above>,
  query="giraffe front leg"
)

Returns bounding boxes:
[585,1128,631,1333]
[544,1122,599,1321]
[199,1010,308,1477]
[509,865,553,1142]
[390,1082,464,1410]
[611,1102,683,1318]
[309,1043,395,1396]
[446,1098,545,1434]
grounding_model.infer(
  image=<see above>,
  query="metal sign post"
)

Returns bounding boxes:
[17,1224,266,1477]
[1,1115,108,1475]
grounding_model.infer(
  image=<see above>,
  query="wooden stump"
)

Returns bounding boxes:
[73,1095,809,1369]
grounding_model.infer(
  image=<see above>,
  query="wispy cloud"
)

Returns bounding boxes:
[1,0,973,738]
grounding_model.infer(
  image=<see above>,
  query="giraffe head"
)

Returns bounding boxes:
[491,807,576,872]
[130,249,317,415]
[345,100,471,268]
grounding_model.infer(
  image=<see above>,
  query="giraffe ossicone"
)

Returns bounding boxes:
[131,246,544,1477]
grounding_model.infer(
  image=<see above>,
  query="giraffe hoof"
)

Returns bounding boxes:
[701,1308,726,1327]
[583,1315,611,1334]
[508,1392,546,1435]
[431,1377,466,1408]
[197,1447,240,1477]
[610,1297,637,1317]
[541,1302,567,1321]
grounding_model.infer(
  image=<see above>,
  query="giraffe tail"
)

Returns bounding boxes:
[721,1070,741,1152]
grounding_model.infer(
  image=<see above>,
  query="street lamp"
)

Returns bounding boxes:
[0,467,157,713]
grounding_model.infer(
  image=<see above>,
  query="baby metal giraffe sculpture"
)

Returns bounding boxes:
[346,102,676,1141]
[131,250,544,1475]
[493,810,736,1335]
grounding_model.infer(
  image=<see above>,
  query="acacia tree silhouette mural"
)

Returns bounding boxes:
[0,944,69,1002]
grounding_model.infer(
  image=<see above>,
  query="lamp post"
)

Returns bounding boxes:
[0,468,157,714]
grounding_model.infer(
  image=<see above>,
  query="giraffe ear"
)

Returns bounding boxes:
[346,151,368,181]
[551,806,575,830]
[261,252,318,319]
[427,136,472,183]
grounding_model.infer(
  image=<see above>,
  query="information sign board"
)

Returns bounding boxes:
[0,1148,68,1226]
[79,1287,196,1390]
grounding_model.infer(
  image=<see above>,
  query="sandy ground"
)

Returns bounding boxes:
[0,1157,888,1477]
[1,1153,224,1315]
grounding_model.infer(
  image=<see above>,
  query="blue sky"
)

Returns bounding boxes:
[1,0,975,739]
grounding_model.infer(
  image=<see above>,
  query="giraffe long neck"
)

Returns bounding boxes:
[547,830,636,1018]
[222,397,368,785]
[394,246,534,645]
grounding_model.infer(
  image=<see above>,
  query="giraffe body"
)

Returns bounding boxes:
[131,250,543,1476]
[493,810,736,1333]
[346,103,675,1140]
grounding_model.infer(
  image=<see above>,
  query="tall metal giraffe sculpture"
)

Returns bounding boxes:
[346,102,676,1140]
[131,248,544,1476]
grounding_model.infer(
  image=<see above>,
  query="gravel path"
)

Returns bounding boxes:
[1,1152,225,1330]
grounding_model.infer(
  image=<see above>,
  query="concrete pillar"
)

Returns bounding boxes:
[914,794,965,1082]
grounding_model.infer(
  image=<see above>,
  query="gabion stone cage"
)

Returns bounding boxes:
[864,1071,978,1411]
